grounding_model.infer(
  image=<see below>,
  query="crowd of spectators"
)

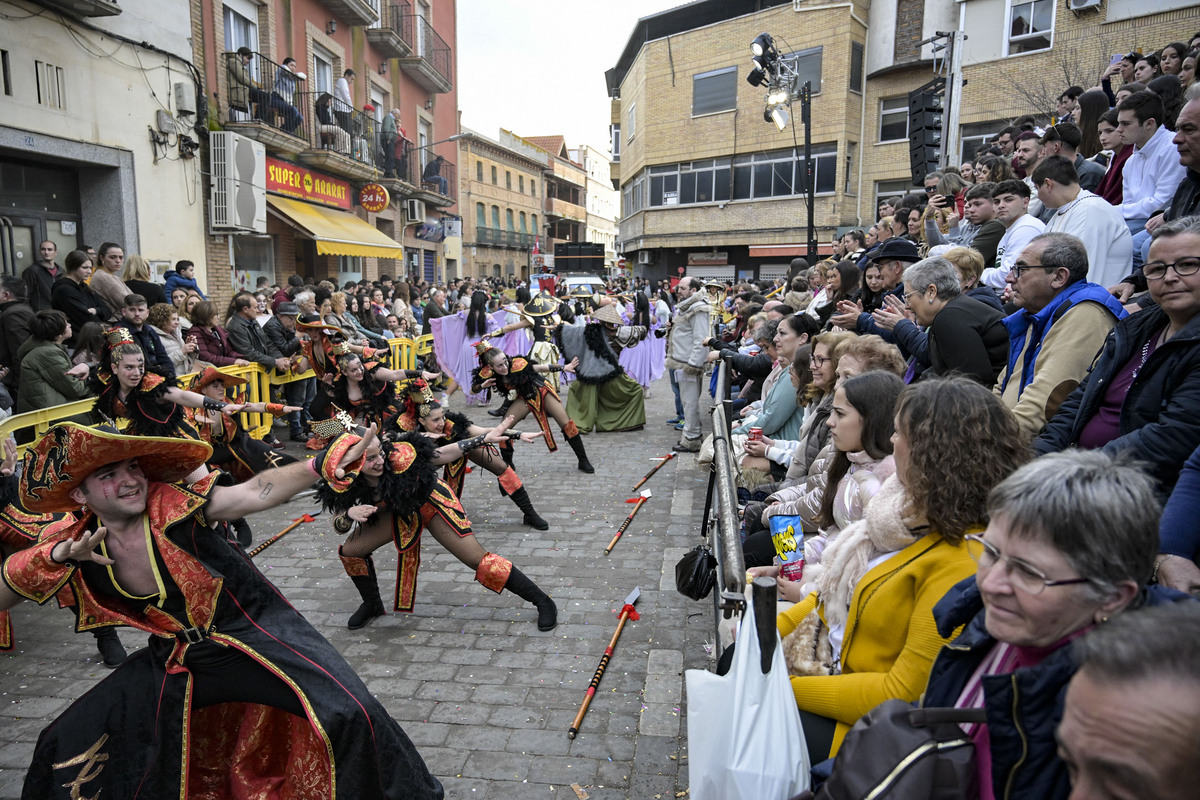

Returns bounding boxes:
[687,35,1200,796]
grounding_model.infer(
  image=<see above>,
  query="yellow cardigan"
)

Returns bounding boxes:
[777,531,976,755]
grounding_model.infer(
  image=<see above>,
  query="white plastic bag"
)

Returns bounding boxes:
[686,598,810,800]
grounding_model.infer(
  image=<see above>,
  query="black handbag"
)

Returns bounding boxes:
[675,544,717,600]
[791,699,986,800]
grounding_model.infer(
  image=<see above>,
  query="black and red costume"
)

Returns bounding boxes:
[2,470,443,799]
[90,371,200,440]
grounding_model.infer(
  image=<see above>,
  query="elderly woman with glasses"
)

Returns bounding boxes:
[1036,216,1200,497]
[912,450,1186,800]
[901,256,1008,385]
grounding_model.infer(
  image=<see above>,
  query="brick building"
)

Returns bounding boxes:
[607,0,867,284]
[191,0,460,305]
[457,127,544,281]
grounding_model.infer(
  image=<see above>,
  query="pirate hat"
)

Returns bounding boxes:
[188,366,248,394]
[21,423,213,513]
[590,304,624,326]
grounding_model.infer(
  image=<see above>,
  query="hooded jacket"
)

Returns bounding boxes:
[665,292,712,372]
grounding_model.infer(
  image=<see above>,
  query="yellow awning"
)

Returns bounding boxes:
[267,196,405,259]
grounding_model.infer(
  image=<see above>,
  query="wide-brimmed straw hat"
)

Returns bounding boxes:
[590,304,624,326]
[21,423,213,513]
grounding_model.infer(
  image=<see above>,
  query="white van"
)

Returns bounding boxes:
[562,274,605,296]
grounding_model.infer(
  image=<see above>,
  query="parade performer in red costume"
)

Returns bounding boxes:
[315,417,558,631]
[471,343,595,473]
[0,422,443,799]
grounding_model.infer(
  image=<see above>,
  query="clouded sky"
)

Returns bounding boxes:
[456,0,685,154]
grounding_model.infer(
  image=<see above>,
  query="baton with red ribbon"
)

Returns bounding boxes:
[605,490,650,555]
[568,586,641,739]
[632,452,674,492]
[249,511,321,558]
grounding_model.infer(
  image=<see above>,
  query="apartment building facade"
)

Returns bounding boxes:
[458,128,544,281]
[568,144,620,277]
[607,0,869,284]
[0,0,207,286]
[193,0,460,301]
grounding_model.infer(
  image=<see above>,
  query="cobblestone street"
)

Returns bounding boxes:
[0,378,716,799]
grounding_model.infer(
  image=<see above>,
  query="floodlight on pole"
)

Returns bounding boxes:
[769,104,790,131]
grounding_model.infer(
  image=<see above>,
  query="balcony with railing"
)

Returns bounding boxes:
[410,155,456,206]
[545,196,586,222]
[365,1,412,58]
[222,52,310,156]
[296,91,383,181]
[321,0,378,27]
[397,14,452,93]
[476,228,535,249]
[32,0,121,16]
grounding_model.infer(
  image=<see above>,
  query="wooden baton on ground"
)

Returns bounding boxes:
[632,453,674,492]
[249,511,321,558]
[604,490,650,555]
[568,586,641,739]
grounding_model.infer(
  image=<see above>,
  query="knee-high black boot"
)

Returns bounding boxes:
[503,566,557,631]
[510,488,549,530]
[340,547,386,630]
[488,395,514,418]
[565,432,595,474]
[92,627,127,668]
[497,467,548,530]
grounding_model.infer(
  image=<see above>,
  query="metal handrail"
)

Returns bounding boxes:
[704,358,745,631]
[300,90,382,169]
[404,14,453,88]
[222,51,306,136]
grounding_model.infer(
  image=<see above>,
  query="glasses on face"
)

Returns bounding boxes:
[810,354,831,367]
[1143,258,1200,281]
[903,287,925,304]
[1011,261,1061,277]
[964,535,1092,595]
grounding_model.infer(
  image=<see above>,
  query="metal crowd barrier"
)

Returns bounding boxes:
[700,358,746,648]
[0,337,420,453]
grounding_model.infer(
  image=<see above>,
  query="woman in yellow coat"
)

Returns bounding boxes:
[772,376,1029,762]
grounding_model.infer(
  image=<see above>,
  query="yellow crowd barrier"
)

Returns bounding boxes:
[0,337,420,455]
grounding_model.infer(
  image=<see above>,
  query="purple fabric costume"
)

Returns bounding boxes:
[431,310,502,405]
[617,304,664,388]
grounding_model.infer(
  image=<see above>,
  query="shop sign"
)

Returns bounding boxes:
[688,251,728,266]
[266,157,351,209]
[359,183,390,213]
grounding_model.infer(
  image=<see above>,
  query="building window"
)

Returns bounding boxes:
[519,212,527,232]
[476,202,486,229]
[627,101,637,140]
[875,180,913,215]
[1007,0,1053,55]
[519,175,524,192]
[476,160,483,181]
[312,44,334,94]
[692,66,737,116]
[530,180,537,197]
[845,142,856,194]
[879,97,909,143]
[783,47,823,95]
[631,148,838,209]
[34,61,65,109]
[849,42,864,93]
[491,165,498,185]
[506,209,515,231]
[491,205,500,229]
[611,124,621,162]
[1,50,11,96]
[961,120,1008,162]
[506,171,512,190]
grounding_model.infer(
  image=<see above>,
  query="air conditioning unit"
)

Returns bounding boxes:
[405,198,426,224]
[1068,0,1101,10]
[637,250,653,265]
[209,131,266,233]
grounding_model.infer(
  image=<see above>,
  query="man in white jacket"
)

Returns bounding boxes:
[1033,155,1133,289]
[980,180,1047,290]
[665,277,712,452]
[1117,91,1187,235]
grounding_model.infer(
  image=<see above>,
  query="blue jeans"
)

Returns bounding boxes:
[669,367,684,419]
[1125,217,1149,237]
[1131,227,1153,271]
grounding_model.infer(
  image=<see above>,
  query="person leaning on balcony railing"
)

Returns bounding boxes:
[269,57,304,135]
[226,47,271,122]
[382,108,400,178]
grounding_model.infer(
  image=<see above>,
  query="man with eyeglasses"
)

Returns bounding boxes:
[829,238,921,339]
[1033,155,1132,289]
[995,232,1127,440]
[1035,216,1200,497]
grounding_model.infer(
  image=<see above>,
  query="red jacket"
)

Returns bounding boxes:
[191,324,244,366]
